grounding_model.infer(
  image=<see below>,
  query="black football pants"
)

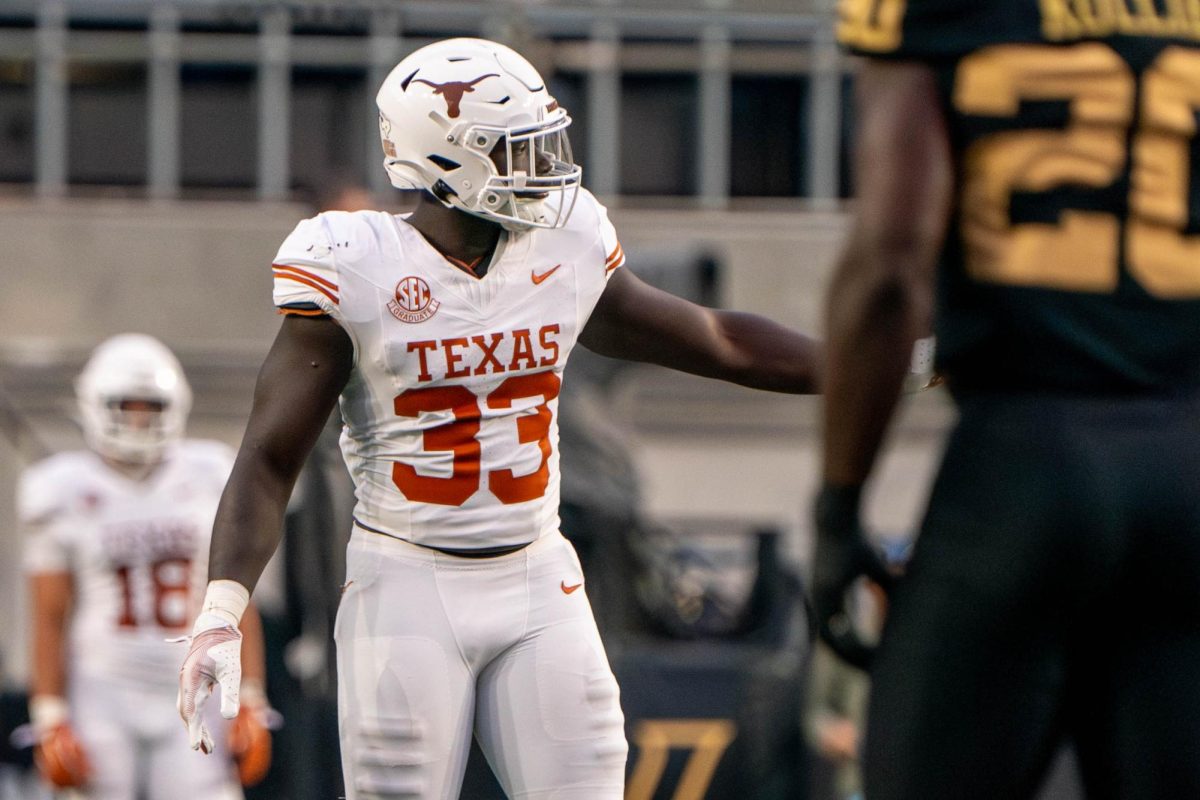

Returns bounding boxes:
[863,392,1200,800]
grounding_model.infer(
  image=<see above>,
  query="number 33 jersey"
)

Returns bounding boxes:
[271,189,625,551]
[20,441,234,689]
[839,0,1200,395]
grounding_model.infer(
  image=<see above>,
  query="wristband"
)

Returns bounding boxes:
[196,579,251,630]
[29,695,69,733]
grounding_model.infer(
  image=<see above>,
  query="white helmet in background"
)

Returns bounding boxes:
[76,334,192,465]
[376,37,581,231]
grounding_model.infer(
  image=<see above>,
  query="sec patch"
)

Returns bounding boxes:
[388,276,441,323]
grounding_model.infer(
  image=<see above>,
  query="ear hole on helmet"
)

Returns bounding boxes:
[427,155,461,172]
[399,69,419,91]
[431,180,457,202]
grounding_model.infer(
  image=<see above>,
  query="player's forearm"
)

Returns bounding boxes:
[593,304,821,393]
[28,575,71,699]
[581,269,819,391]
[822,249,932,486]
[206,455,294,592]
[706,310,822,393]
[30,632,67,699]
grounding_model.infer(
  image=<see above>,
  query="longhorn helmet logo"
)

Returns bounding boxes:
[411,74,500,118]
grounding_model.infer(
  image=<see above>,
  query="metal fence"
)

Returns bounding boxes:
[0,0,848,205]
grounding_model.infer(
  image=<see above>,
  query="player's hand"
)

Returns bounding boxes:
[811,483,895,670]
[177,612,244,755]
[227,683,273,787]
[35,723,92,788]
[28,696,91,789]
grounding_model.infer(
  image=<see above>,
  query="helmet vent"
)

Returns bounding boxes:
[488,96,511,105]
[447,56,470,62]
[399,69,419,91]
[427,154,461,172]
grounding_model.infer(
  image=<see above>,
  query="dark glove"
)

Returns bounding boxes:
[811,483,896,670]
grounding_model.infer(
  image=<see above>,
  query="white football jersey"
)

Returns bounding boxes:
[20,441,234,690]
[272,190,625,550]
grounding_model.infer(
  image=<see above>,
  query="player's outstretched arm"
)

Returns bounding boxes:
[179,314,351,752]
[814,61,953,667]
[579,267,822,393]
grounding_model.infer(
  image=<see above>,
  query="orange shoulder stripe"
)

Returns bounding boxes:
[272,263,339,291]
[605,243,625,272]
[272,270,340,305]
[277,307,328,317]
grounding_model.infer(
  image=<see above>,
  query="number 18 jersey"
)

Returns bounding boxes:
[839,0,1200,395]
[271,189,625,551]
[20,442,233,690]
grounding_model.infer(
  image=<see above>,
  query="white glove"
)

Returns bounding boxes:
[177,611,243,755]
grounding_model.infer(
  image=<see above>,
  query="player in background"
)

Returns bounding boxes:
[815,1,1200,797]
[177,37,822,799]
[22,334,272,799]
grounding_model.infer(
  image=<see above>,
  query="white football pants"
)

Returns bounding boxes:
[68,672,242,800]
[335,529,628,800]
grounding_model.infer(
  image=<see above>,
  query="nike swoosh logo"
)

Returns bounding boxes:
[532,264,562,285]
[561,581,583,595]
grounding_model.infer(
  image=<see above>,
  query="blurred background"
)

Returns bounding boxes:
[0,1,1031,798]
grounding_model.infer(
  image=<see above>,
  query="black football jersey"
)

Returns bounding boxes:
[839,0,1200,394]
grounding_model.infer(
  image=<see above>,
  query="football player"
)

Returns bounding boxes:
[815,1,1200,797]
[177,37,822,799]
[23,334,272,799]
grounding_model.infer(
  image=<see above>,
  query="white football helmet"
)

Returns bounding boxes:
[75,334,192,465]
[376,37,581,231]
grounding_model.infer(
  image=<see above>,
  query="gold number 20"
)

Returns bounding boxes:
[955,44,1200,298]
